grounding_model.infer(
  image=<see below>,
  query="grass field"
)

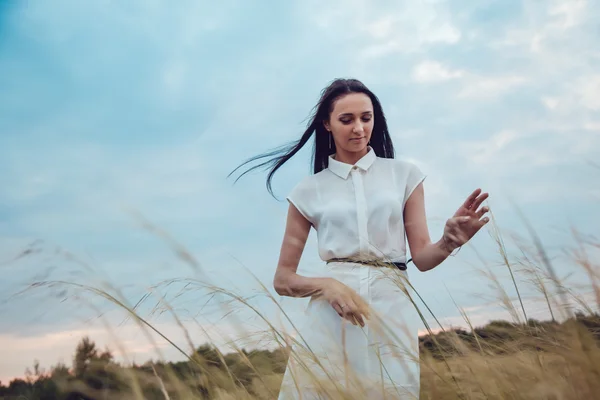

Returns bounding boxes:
[1,214,598,399]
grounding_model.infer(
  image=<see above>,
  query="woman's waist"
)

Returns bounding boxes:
[326,256,408,271]
[319,258,410,290]
[324,250,407,266]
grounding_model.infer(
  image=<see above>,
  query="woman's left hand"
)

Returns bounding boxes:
[442,188,490,253]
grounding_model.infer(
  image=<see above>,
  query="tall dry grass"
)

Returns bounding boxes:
[6,209,600,400]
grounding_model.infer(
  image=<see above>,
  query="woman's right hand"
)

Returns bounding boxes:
[318,278,370,327]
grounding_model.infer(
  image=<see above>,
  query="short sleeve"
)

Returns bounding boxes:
[404,162,427,206]
[286,179,314,224]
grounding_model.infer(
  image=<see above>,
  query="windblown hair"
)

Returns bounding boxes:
[228,78,395,196]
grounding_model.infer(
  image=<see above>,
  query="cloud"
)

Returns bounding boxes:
[412,61,464,83]
[460,130,530,171]
[548,0,588,31]
[361,21,461,58]
[457,75,527,99]
[294,0,461,59]
[410,60,527,100]
[537,75,600,116]
[450,123,600,204]
[575,75,600,110]
[541,96,560,110]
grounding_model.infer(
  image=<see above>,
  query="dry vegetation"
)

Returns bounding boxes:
[1,212,599,399]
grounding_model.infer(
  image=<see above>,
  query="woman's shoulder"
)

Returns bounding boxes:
[378,157,423,171]
[291,169,329,191]
[286,172,328,222]
[378,157,427,186]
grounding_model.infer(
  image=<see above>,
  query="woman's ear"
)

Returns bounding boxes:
[323,119,331,132]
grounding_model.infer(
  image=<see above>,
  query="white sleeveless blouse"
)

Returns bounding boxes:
[287,147,426,264]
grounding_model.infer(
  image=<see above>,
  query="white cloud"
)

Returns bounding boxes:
[458,130,526,166]
[575,75,600,110]
[542,96,560,110]
[548,0,588,30]
[456,126,598,170]
[364,15,395,39]
[457,75,527,99]
[494,0,595,63]
[584,121,600,131]
[297,0,461,57]
[361,23,461,58]
[447,123,600,206]
[536,75,600,116]
[412,60,464,83]
[424,22,461,44]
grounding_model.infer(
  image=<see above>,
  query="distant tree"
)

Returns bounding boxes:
[193,343,224,367]
[73,336,99,378]
[7,378,31,396]
[66,336,122,398]
[51,362,72,380]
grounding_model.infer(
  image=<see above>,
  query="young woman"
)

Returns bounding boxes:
[230,78,490,399]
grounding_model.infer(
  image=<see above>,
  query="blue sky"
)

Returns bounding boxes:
[1,0,599,381]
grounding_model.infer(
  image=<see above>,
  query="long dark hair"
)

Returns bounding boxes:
[228,78,395,196]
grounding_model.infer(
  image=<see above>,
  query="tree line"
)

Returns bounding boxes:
[1,312,598,399]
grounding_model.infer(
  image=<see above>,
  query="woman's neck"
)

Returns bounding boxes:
[334,147,369,165]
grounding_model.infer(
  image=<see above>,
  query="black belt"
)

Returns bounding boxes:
[326,258,410,271]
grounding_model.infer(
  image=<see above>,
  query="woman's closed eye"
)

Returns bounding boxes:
[340,116,372,124]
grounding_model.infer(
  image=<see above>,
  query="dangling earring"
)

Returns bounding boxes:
[329,132,332,149]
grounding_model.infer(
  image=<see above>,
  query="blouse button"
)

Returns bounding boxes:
[352,166,358,170]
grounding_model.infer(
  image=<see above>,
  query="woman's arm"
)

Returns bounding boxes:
[404,183,490,272]
[273,204,371,326]
[404,183,452,272]
[273,204,330,297]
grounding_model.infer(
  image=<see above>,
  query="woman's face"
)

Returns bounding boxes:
[324,92,374,155]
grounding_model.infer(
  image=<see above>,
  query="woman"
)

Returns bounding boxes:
[230,78,489,399]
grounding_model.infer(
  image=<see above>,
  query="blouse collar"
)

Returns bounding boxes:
[328,146,376,179]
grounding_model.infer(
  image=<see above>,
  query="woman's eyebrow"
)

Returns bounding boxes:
[338,111,373,117]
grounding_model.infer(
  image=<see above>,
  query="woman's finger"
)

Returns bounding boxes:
[444,232,463,248]
[475,206,489,218]
[334,300,355,324]
[469,192,489,211]
[342,299,363,326]
[350,293,371,319]
[332,303,344,318]
[351,312,365,327]
[348,311,364,327]
[461,189,481,210]
[346,297,367,327]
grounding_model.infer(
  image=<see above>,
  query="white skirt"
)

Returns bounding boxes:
[277,261,421,399]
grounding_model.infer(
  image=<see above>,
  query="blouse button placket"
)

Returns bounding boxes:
[350,167,369,257]
[350,165,372,374]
